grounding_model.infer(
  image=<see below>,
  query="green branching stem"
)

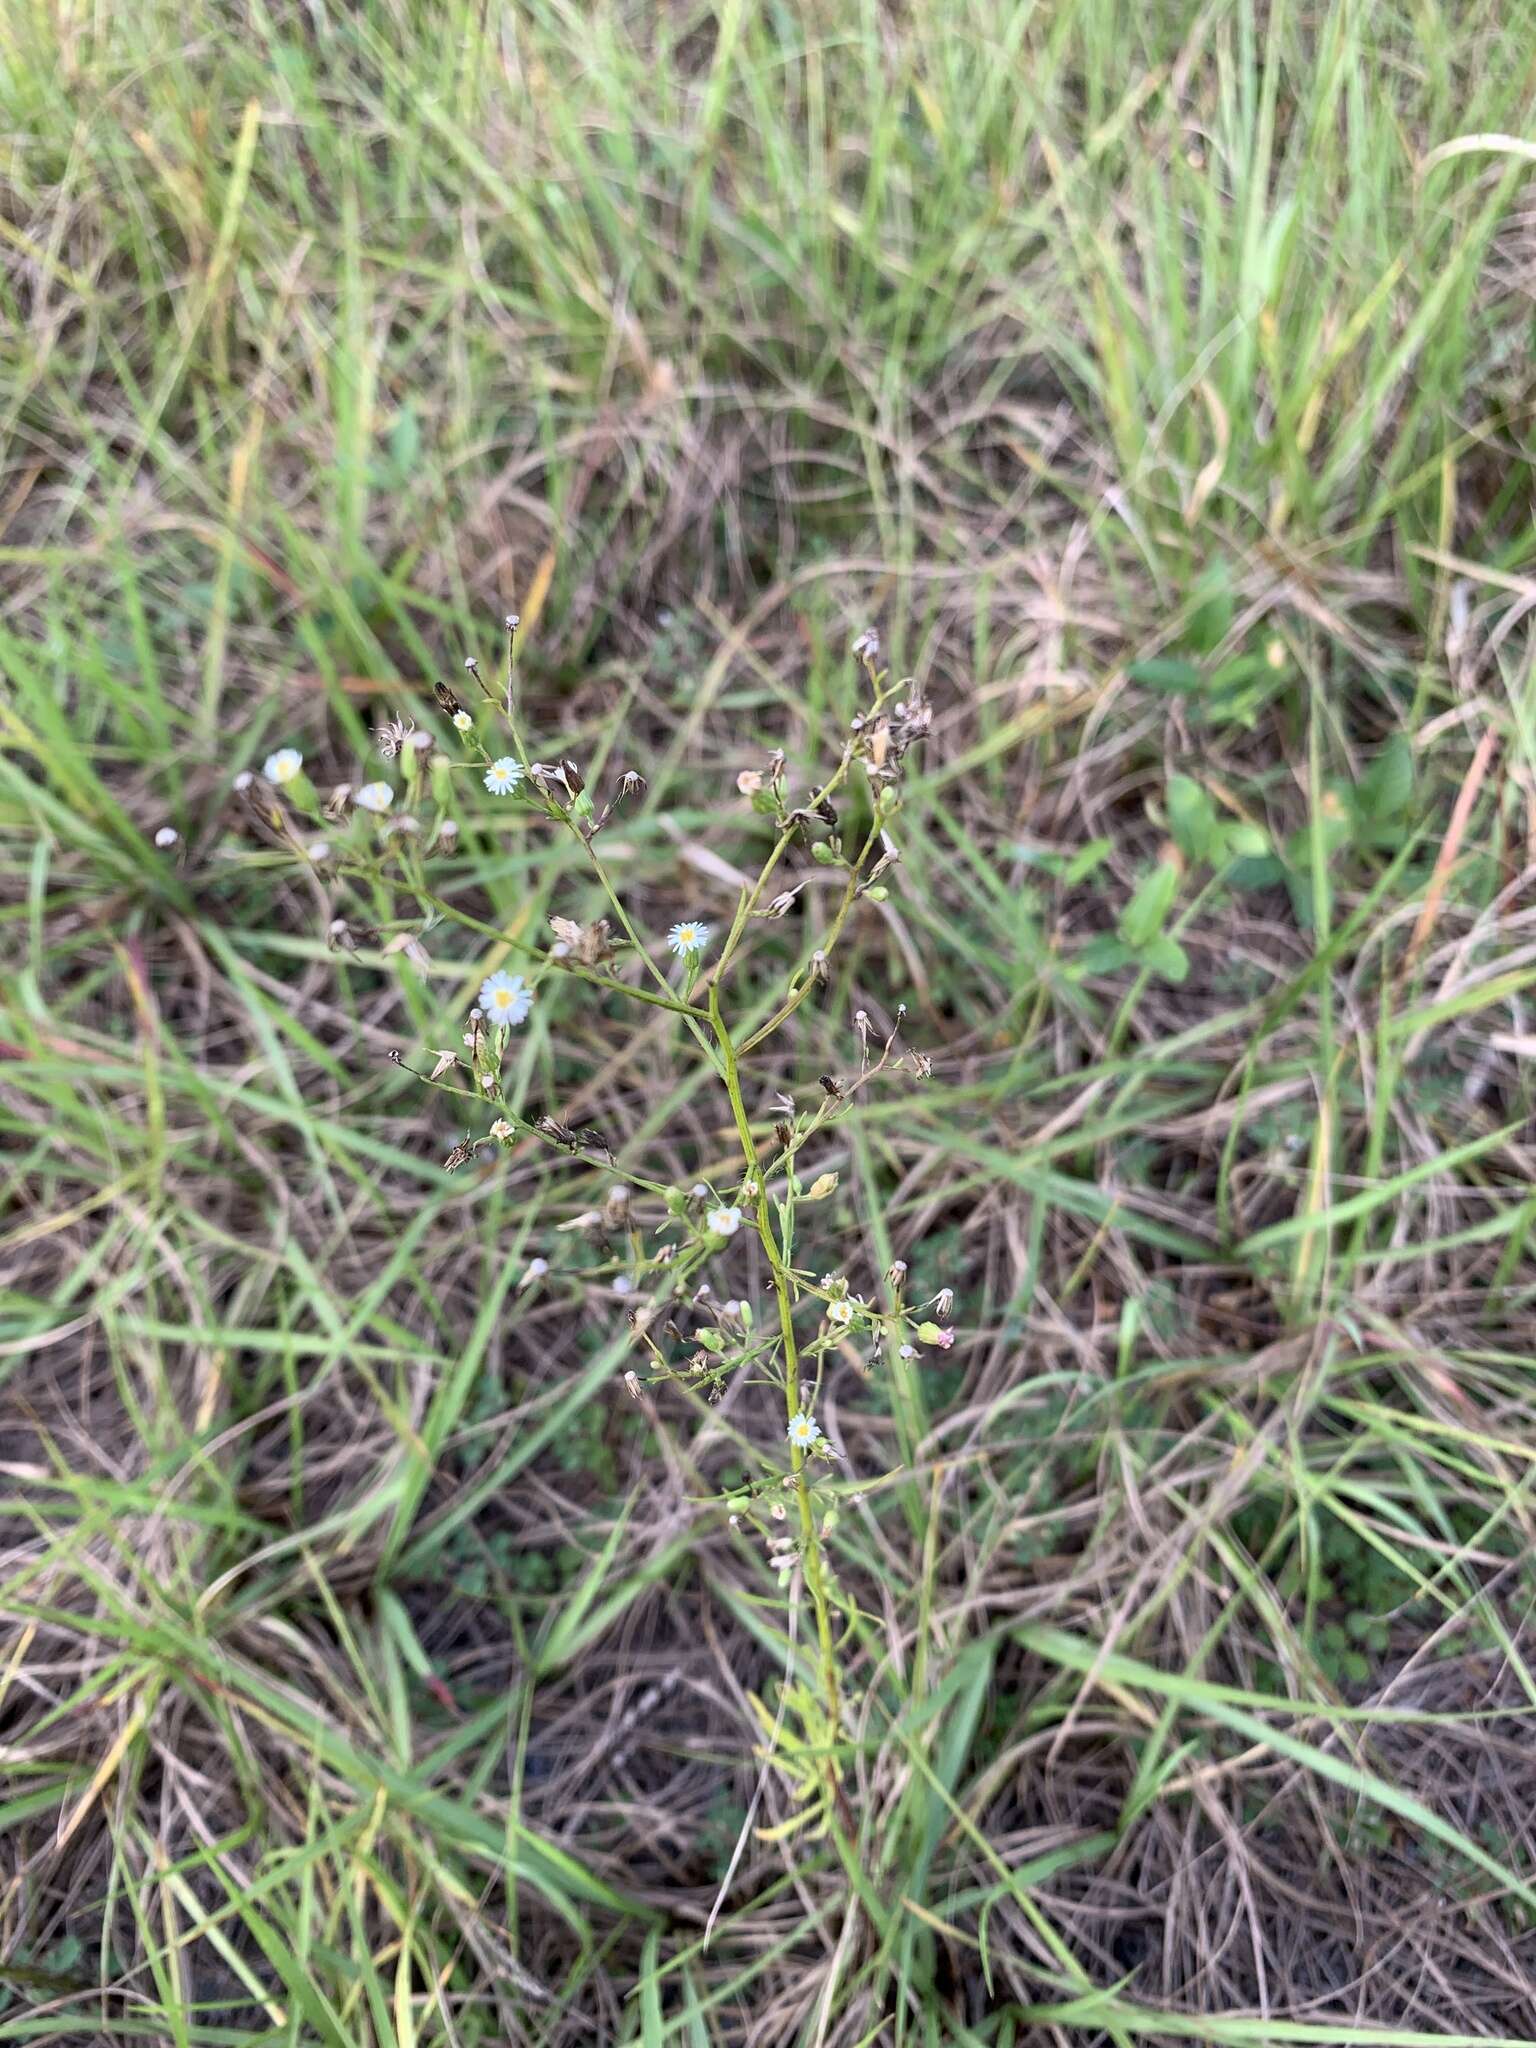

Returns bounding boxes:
[709,981,842,1755]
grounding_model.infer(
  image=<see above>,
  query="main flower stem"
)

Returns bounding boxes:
[709,984,841,1762]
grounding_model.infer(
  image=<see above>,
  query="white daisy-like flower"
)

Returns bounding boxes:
[262,748,303,787]
[667,919,711,957]
[827,1298,855,1327]
[706,1205,742,1237]
[786,1412,823,1451]
[355,782,394,813]
[153,826,178,848]
[478,969,533,1027]
[484,757,524,796]
[453,709,474,732]
[490,1118,513,1140]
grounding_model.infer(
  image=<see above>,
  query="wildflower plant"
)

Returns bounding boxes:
[252,619,950,1828]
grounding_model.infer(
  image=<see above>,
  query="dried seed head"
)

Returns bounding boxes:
[809,950,829,986]
[490,1118,514,1140]
[548,914,615,966]
[764,890,798,918]
[934,1287,955,1319]
[617,769,646,800]
[774,1119,794,1151]
[463,656,479,673]
[851,627,880,663]
[623,1369,642,1400]
[737,769,764,796]
[505,613,520,633]
[519,1256,549,1290]
[602,1185,630,1229]
[372,716,415,760]
[435,818,459,853]
[232,769,254,793]
[428,1049,458,1081]
[327,918,356,952]
[382,932,431,972]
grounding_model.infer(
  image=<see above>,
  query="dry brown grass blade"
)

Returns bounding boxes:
[1404,721,1500,973]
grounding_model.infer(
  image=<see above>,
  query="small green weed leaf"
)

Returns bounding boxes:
[1065,837,1114,883]
[1166,773,1219,864]
[1229,853,1285,889]
[1226,822,1270,859]
[1356,733,1413,822]
[1120,858,1181,949]
[1186,562,1234,653]
[1143,934,1190,984]
[1128,656,1202,694]
[388,404,421,479]
[1077,933,1134,974]
[1351,734,1416,848]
